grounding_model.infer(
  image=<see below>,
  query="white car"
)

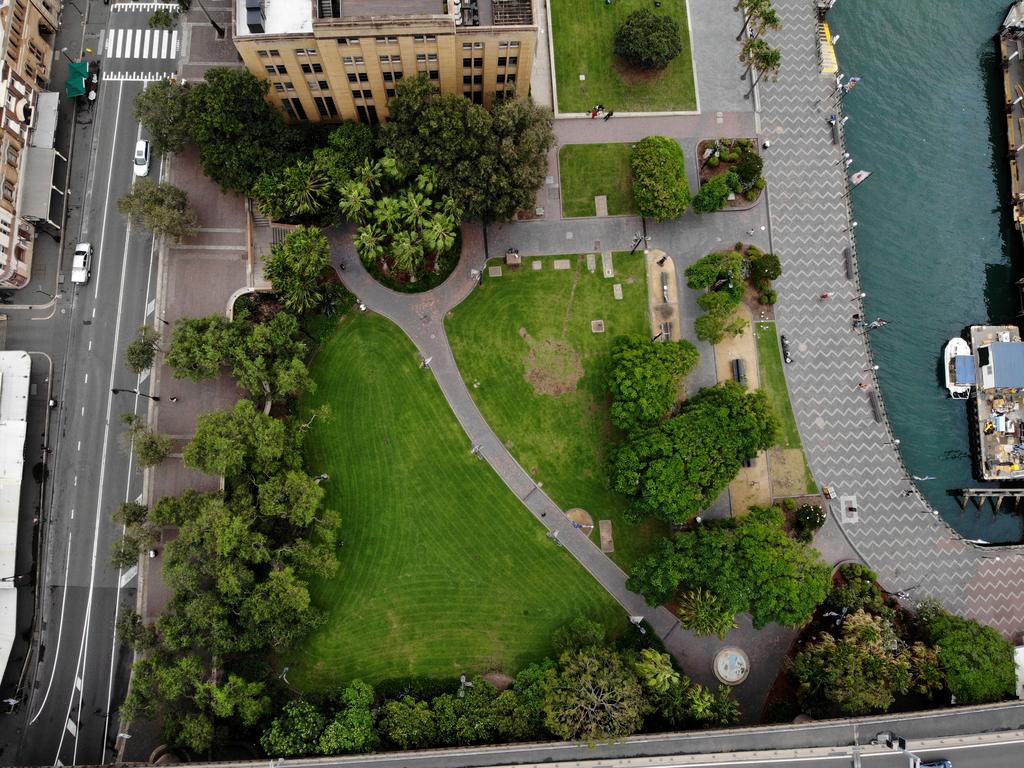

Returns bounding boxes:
[70,243,93,284]
[133,139,150,177]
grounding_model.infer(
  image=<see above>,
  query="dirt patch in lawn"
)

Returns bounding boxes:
[612,59,666,86]
[521,328,583,396]
[769,447,808,498]
[483,671,514,690]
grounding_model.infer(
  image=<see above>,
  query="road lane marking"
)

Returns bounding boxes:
[83,374,88,384]
[151,31,160,59]
[65,718,76,737]
[88,340,92,351]
[161,30,169,59]
[142,29,150,59]
[139,369,149,384]
[29,528,75,724]
[76,441,80,451]
[146,299,155,315]
[92,307,96,318]
[170,30,177,57]
[115,29,123,58]
[74,677,82,691]
[123,29,132,58]
[73,476,77,487]
[118,565,137,588]
[80,406,84,416]
[105,31,113,58]
[134,29,142,58]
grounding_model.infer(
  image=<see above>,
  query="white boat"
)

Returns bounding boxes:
[944,337,973,399]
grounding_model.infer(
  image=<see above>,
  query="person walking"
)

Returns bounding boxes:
[820,291,834,300]
[603,110,614,121]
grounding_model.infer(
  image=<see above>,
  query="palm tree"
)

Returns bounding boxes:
[634,648,680,694]
[285,160,329,217]
[378,155,405,184]
[354,223,385,267]
[751,6,781,38]
[372,196,403,235]
[390,231,422,280]
[747,41,781,97]
[677,588,738,639]
[354,158,385,192]
[400,190,432,229]
[423,212,456,258]
[439,193,462,222]
[338,180,372,224]
[416,167,439,195]
[736,0,771,41]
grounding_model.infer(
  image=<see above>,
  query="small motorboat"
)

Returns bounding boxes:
[944,336,974,399]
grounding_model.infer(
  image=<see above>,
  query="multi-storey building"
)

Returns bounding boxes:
[232,0,536,124]
[0,0,60,288]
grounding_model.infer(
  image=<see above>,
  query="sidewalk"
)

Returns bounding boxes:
[761,0,1024,636]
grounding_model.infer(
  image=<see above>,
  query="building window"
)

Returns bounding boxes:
[352,89,373,99]
[6,147,17,167]
[358,72,369,82]
[282,99,295,118]
[498,56,517,66]
[463,42,472,49]
[374,36,398,44]
[347,72,357,82]
[473,74,482,84]
[314,96,338,118]
[354,56,364,64]
[428,69,439,80]
[414,34,437,42]
[2,181,14,201]
[342,56,354,64]
[269,49,280,56]
[473,42,483,49]
[427,53,437,62]
[384,71,394,81]
[265,65,276,74]
[273,82,285,92]
[290,98,308,120]
[462,74,471,84]
[296,48,318,56]
[275,65,288,74]
[506,74,516,83]
[258,49,270,57]
[338,37,360,44]
[462,57,470,67]
[286,82,296,91]
[498,57,506,66]
[416,53,427,62]
[318,80,328,89]
[301,63,323,73]
[496,74,505,84]
[386,88,396,98]
[510,40,520,48]
[474,57,482,67]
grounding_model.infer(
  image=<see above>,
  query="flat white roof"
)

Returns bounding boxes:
[236,0,314,37]
[0,350,29,682]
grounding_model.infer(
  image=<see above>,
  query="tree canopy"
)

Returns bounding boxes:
[611,382,776,522]
[133,78,192,155]
[627,505,831,628]
[118,180,199,241]
[917,600,1016,705]
[614,10,684,70]
[607,335,699,432]
[264,226,334,315]
[630,136,690,221]
[378,75,554,222]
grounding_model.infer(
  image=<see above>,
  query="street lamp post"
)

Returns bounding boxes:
[59,47,76,64]
[111,387,160,402]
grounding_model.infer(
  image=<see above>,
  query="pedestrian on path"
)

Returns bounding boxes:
[169,396,179,402]
[857,382,869,391]
[762,139,771,149]
[820,291,834,300]
[603,111,614,121]
[591,109,597,119]
[747,228,755,236]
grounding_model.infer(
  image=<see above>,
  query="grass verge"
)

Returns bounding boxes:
[446,253,665,569]
[559,144,638,218]
[289,313,625,689]
[550,0,696,113]
[755,321,801,449]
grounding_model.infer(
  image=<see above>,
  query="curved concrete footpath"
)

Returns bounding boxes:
[326,228,796,718]
[762,0,1024,636]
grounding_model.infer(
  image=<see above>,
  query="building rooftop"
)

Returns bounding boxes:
[970,325,1024,481]
[236,0,314,37]
[334,0,441,17]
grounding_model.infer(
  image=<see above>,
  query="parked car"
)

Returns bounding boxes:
[919,761,952,768]
[70,243,93,284]
[133,139,150,177]
[780,334,793,364]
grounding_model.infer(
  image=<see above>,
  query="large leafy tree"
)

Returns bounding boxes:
[124,325,162,374]
[166,315,232,380]
[611,382,776,522]
[118,179,199,241]
[614,10,684,70]
[630,136,690,221]
[185,67,299,193]
[543,647,647,742]
[916,600,1016,705]
[318,681,379,755]
[608,335,699,431]
[628,505,831,627]
[791,610,917,715]
[261,700,328,758]
[133,78,192,155]
[379,696,437,749]
[379,75,554,222]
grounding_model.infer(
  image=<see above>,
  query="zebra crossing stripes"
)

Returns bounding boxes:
[101,70,174,83]
[104,28,178,60]
[111,2,180,11]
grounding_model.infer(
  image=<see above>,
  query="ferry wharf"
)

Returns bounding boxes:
[762,0,1024,636]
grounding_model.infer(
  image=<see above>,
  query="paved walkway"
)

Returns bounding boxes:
[328,227,793,719]
[762,0,1024,637]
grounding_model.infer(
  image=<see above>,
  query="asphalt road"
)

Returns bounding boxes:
[0,5,165,765]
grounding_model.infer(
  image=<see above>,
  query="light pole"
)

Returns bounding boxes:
[111,387,160,401]
[34,288,53,300]
[59,46,76,64]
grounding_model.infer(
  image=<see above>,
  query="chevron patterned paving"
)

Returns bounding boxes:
[761,0,1024,637]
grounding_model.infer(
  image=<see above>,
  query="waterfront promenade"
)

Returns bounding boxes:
[763,0,1024,636]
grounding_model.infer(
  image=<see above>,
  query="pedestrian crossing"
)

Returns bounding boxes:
[104,28,178,60]
[111,1,180,10]
[101,70,175,83]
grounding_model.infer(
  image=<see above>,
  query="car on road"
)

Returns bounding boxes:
[70,243,92,284]
[133,139,150,177]
[919,761,952,768]
[780,334,793,364]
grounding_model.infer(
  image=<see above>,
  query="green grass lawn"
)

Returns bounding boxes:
[446,253,665,570]
[754,321,801,449]
[550,0,696,113]
[755,321,818,494]
[289,313,625,690]
[559,144,638,218]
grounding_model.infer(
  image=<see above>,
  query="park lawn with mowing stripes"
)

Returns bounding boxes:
[559,144,638,218]
[550,0,696,113]
[446,253,665,570]
[755,321,818,494]
[288,313,625,690]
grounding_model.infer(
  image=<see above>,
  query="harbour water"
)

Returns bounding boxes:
[829,0,1024,542]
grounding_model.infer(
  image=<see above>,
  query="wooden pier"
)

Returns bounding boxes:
[955,487,1024,513]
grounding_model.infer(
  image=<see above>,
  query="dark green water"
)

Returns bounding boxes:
[829,0,1024,542]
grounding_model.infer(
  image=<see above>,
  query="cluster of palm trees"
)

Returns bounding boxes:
[340,158,462,282]
[737,0,783,98]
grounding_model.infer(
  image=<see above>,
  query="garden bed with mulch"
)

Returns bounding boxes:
[697,138,765,208]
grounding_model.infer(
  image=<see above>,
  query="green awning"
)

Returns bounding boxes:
[64,61,89,97]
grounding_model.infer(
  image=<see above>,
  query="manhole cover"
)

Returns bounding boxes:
[713,647,750,685]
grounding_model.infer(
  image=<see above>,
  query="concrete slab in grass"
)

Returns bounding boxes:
[532,260,543,270]
[553,259,572,270]
[587,253,596,272]
[488,266,503,277]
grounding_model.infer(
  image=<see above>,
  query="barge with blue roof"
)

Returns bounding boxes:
[970,325,1024,480]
